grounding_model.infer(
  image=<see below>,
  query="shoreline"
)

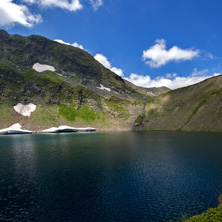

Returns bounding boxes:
[2,128,222,136]
[0,124,96,135]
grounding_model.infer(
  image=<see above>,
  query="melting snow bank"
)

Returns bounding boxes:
[97,84,111,92]
[32,63,55,72]
[0,124,32,135]
[0,124,96,135]
[32,63,63,77]
[14,103,36,117]
[41,126,96,133]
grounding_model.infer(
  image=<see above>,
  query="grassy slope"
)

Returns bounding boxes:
[1,60,222,132]
[186,196,222,222]
[0,62,144,131]
[1,30,222,132]
[135,76,222,132]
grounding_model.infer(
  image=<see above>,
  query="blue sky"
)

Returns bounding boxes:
[0,0,222,89]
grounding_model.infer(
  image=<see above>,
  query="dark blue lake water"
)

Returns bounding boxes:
[0,131,222,222]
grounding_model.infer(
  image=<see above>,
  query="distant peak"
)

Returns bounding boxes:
[0,29,9,37]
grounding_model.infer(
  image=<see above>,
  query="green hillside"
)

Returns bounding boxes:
[186,196,222,222]
[134,76,222,132]
[0,29,222,132]
[0,60,145,131]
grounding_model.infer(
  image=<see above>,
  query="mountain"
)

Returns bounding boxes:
[0,29,222,132]
[0,29,169,99]
[134,75,222,132]
[0,29,170,131]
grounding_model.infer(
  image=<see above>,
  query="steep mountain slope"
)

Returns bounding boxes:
[0,29,172,132]
[125,80,170,97]
[1,29,222,132]
[0,29,169,99]
[134,75,222,132]
[0,60,145,131]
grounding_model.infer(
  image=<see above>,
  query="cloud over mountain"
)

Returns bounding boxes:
[142,39,199,68]
[54,39,84,50]
[94,53,124,77]
[125,71,220,89]
[53,39,219,90]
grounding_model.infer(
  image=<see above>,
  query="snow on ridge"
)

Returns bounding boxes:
[97,84,111,92]
[0,123,32,135]
[13,103,36,117]
[33,63,56,72]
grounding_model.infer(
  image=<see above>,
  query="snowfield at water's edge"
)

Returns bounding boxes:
[0,123,32,135]
[41,126,96,133]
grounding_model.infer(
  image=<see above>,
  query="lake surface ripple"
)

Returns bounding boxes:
[0,131,222,221]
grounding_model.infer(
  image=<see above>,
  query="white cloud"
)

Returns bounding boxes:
[202,51,215,60]
[22,0,36,3]
[0,0,103,28]
[206,52,214,59]
[110,67,124,77]
[191,68,208,77]
[213,73,221,76]
[54,39,70,45]
[23,0,83,11]
[54,39,84,50]
[0,0,42,27]
[166,73,177,79]
[72,42,84,50]
[94,53,110,68]
[125,71,221,90]
[90,0,104,10]
[142,39,199,68]
[94,53,124,76]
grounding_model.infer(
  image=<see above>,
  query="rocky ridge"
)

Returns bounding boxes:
[0,29,222,132]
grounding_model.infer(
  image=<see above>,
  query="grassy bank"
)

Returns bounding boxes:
[186,196,222,222]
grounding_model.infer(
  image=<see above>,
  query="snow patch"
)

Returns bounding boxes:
[41,125,96,133]
[0,123,32,135]
[97,84,111,92]
[32,63,56,72]
[14,103,36,117]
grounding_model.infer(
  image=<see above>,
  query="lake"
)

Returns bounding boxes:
[0,131,222,221]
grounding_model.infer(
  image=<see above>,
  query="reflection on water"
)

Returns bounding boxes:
[11,135,37,177]
[0,132,222,221]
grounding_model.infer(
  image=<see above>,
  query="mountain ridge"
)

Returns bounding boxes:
[134,75,222,132]
[0,29,170,99]
[0,29,222,132]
